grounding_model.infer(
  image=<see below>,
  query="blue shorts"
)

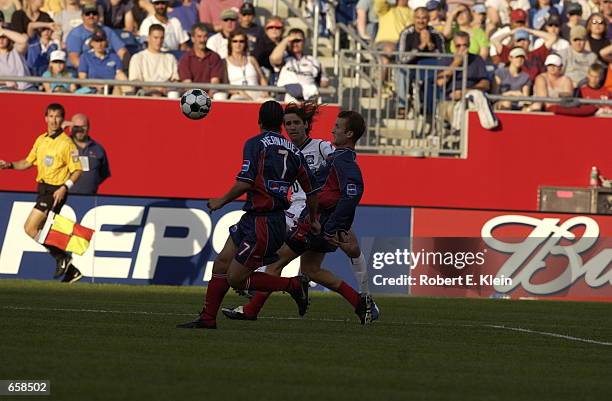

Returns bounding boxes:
[285,211,338,255]
[229,212,286,269]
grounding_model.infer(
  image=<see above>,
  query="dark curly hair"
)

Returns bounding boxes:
[283,100,320,135]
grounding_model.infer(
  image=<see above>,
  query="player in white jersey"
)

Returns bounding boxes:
[224,101,379,323]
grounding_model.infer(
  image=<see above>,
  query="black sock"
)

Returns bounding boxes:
[43,245,68,262]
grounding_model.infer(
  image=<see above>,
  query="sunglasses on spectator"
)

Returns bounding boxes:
[266,25,283,30]
[291,39,304,43]
[591,19,604,24]
[85,11,98,16]
[223,18,237,22]
[72,126,88,133]
[546,23,560,27]
[573,38,586,41]
[232,39,246,43]
[455,43,469,48]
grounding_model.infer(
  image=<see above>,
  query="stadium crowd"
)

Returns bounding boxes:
[0,0,610,111]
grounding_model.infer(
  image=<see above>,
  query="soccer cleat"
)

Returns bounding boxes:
[61,265,83,283]
[176,318,217,329]
[54,255,72,278]
[355,293,373,325]
[288,275,310,317]
[221,306,257,321]
[371,299,380,322]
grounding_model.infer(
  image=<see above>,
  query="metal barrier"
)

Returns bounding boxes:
[338,50,469,157]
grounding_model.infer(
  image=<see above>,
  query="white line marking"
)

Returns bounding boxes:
[485,324,612,347]
[2,306,611,346]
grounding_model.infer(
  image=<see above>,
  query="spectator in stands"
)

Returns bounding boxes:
[533,14,570,64]
[489,8,529,62]
[471,3,487,29]
[426,0,445,32]
[492,28,556,81]
[98,0,136,32]
[207,8,237,59]
[526,53,573,111]
[373,0,413,58]
[41,0,63,17]
[42,50,77,93]
[129,24,179,96]
[565,25,599,86]
[398,7,445,63]
[26,23,60,76]
[562,3,584,40]
[356,0,379,40]
[272,27,329,102]
[485,0,531,33]
[78,28,128,93]
[131,0,154,29]
[139,0,189,51]
[444,4,489,59]
[579,63,611,110]
[529,0,563,31]
[10,0,53,36]
[169,0,200,33]
[437,31,490,101]
[178,22,224,97]
[66,3,127,68]
[252,15,283,83]
[199,0,243,32]
[493,46,531,109]
[604,0,612,39]
[0,23,36,90]
[225,31,268,100]
[0,1,22,24]
[53,0,83,43]
[237,2,262,54]
[586,13,611,63]
[67,113,111,194]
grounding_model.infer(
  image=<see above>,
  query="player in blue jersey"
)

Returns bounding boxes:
[223,104,379,324]
[177,100,320,329]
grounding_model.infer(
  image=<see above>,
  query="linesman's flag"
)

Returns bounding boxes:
[37,212,95,255]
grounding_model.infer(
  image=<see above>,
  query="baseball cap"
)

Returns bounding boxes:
[514,29,530,41]
[509,47,527,58]
[220,8,238,20]
[472,4,487,14]
[240,3,255,15]
[566,3,583,15]
[545,53,563,66]
[510,9,528,23]
[81,3,98,13]
[90,28,107,41]
[151,0,169,3]
[546,14,562,26]
[50,50,67,63]
[570,25,587,40]
[426,0,441,11]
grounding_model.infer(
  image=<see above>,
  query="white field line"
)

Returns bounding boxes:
[2,305,611,346]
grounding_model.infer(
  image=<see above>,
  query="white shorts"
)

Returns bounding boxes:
[285,201,306,233]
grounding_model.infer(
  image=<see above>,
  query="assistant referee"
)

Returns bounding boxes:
[0,103,84,282]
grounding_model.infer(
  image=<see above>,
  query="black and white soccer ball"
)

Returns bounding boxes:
[180,89,212,120]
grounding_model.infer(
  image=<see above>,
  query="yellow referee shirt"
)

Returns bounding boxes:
[25,132,82,186]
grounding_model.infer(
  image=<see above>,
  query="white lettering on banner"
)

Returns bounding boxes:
[481,215,612,295]
[132,207,212,279]
[0,202,76,274]
[72,205,145,278]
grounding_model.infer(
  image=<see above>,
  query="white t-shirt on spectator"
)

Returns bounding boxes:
[139,15,189,51]
[534,37,570,63]
[207,33,229,59]
[128,49,179,82]
[485,0,531,26]
[276,55,326,102]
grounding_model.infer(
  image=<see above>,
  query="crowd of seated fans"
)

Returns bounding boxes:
[0,0,610,112]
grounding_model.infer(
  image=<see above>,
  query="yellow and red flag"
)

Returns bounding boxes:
[37,213,95,255]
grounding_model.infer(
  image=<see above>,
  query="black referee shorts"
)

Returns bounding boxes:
[34,183,67,214]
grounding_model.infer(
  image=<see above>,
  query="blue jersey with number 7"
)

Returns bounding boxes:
[236,131,320,212]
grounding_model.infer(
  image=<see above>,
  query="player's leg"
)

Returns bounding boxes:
[337,229,369,294]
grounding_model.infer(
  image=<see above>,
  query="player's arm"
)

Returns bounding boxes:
[323,157,364,240]
[52,169,82,207]
[207,180,253,211]
[0,159,33,170]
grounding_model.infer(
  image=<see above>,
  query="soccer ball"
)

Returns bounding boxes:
[180,89,212,120]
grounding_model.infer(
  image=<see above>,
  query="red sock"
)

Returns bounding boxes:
[246,272,298,292]
[335,281,360,309]
[200,274,230,323]
[243,291,271,317]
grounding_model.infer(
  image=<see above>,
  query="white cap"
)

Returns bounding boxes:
[544,53,563,67]
[509,47,527,58]
[50,50,66,63]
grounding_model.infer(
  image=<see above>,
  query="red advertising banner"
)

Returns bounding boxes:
[410,208,612,301]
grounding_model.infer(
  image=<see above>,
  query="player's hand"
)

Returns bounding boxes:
[207,198,224,212]
[52,186,67,208]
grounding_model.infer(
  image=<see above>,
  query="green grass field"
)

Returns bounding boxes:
[1,279,611,401]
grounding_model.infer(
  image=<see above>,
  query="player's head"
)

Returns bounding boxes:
[258,100,284,132]
[71,113,90,142]
[283,100,319,146]
[45,103,65,133]
[333,111,365,148]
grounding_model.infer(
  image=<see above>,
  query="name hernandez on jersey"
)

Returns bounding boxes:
[290,138,334,203]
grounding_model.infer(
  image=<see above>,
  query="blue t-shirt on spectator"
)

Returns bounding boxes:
[42,70,76,91]
[169,1,199,33]
[26,38,58,76]
[78,49,123,79]
[66,25,126,56]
